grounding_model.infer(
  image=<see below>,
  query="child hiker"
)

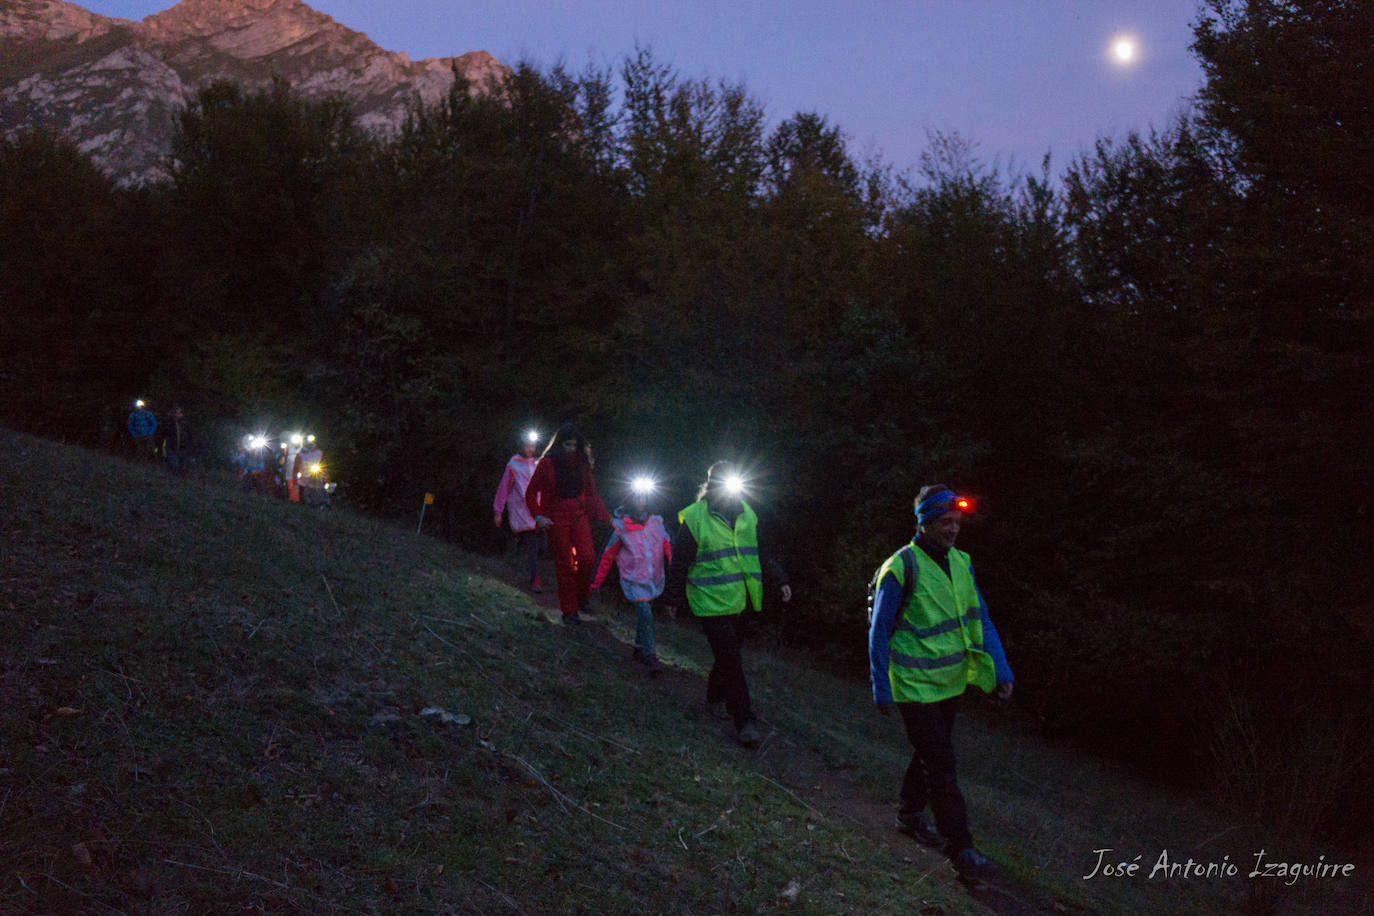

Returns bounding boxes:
[590,475,671,674]
[493,429,545,592]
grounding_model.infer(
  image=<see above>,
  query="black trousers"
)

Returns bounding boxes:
[514,529,545,581]
[700,614,753,729]
[898,695,973,853]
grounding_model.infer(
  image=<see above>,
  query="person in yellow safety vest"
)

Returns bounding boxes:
[868,485,1013,882]
[663,461,791,748]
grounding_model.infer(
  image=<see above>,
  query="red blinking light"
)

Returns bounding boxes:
[955,497,975,514]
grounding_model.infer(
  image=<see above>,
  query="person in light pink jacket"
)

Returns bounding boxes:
[493,431,545,591]
[590,478,672,673]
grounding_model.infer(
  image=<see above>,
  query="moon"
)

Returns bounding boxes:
[1111,36,1138,65]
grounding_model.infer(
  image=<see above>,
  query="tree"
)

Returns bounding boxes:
[0,131,160,442]
[1192,0,1374,325]
[161,78,368,342]
[1189,0,1374,839]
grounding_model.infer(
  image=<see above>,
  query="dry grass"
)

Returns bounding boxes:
[1,429,1367,915]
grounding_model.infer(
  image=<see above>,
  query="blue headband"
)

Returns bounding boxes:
[916,489,958,525]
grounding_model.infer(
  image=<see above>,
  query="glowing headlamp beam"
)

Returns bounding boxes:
[723,474,745,496]
[630,476,657,496]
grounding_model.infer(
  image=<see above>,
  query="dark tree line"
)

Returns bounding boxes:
[2,1,1369,841]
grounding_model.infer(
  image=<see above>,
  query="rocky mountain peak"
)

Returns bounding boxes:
[140,0,339,50]
[1,0,507,185]
[0,0,126,42]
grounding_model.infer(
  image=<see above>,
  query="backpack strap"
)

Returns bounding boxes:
[898,544,916,612]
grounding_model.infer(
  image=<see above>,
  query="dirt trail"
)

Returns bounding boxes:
[478,555,1088,916]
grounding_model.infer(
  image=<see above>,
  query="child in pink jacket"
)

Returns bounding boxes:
[493,432,544,591]
[591,477,671,673]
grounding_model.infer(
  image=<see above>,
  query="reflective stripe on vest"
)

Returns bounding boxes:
[882,544,995,702]
[679,500,763,617]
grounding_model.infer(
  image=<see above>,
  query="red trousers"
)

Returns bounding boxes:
[548,500,595,617]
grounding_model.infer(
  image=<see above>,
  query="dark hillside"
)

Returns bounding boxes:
[2,430,1369,914]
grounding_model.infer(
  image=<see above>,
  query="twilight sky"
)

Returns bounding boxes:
[80,0,1208,178]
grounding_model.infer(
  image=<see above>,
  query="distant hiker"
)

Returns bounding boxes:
[275,442,291,497]
[282,433,304,502]
[590,476,672,675]
[493,430,546,592]
[127,399,156,460]
[524,422,610,624]
[663,461,791,748]
[868,485,1013,881]
[296,435,328,507]
[236,434,270,493]
[160,404,191,474]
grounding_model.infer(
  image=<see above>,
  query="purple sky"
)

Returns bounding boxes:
[81,0,1207,178]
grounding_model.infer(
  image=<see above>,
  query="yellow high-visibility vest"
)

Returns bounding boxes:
[880,545,995,702]
[679,500,763,617]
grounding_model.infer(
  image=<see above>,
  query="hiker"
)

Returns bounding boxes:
[127,399,157,460]
[523,422,610,624]
[282,433,304,502]
[160,404,192,474]
[590,476,672,675]
[493,430,546,592]
[868,485,1013,881]
[295,435,328,507]
[236,433,271,493]
[663,461,791,747]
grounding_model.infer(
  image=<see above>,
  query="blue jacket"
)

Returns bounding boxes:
[127,408,156,439]
[869,540,1013,705]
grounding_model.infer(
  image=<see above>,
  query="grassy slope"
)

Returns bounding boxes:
[0,430,1366,915]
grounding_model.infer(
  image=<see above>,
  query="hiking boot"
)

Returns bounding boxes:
[530,576,542,593]
[737,720,762,747]
[562,612,581,625]
[951,848,999,880]
[644,654,662,677]
[895,812,945,848]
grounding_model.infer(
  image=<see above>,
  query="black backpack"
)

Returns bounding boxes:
[866,545,916,627]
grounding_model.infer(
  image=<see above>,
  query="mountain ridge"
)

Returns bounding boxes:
[0,0,505,184]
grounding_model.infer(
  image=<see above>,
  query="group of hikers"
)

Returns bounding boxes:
[235,431,332,507]
[125,398,333,507]
[492,422,1013,881]
[125,399,192,472]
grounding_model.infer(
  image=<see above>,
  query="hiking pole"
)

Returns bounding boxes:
[418,492,434,533]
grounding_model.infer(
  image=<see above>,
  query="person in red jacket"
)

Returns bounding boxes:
[524,422,611,624]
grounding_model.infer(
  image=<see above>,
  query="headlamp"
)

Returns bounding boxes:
[135,399,145,408]
[306,434,316,444]
[310,463,322,474]
[723,473,745,496]
[248,435,268,450]
[290,433,303,446]
[916,490,976,524]
[630,475,657,496]
[525,429,540,444]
